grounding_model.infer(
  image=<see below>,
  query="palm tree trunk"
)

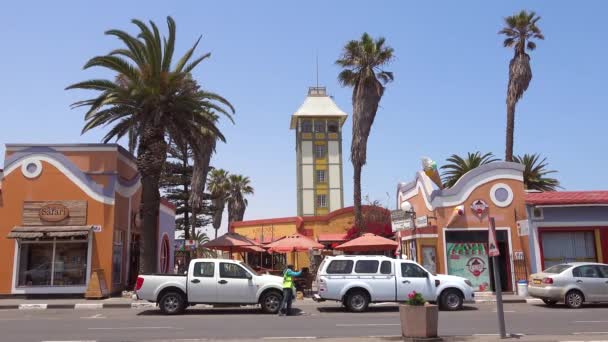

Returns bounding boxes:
[137,125,167,274]
[353,162,364,233]
[505,102,515,162]
[212,200,224,239]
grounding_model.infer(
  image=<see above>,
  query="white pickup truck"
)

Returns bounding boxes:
[313,256,475,312]
[135,258,287,315]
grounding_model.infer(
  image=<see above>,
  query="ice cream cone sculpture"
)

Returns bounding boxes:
[446,204,465,227]
[421,157,444,189]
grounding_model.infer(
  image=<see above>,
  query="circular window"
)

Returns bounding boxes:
[490,183,514,207]
[21,158,42,179]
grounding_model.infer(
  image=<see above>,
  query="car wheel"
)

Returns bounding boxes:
[159,291,186,315]
[260,290,283,314]
[345,290,369,313]
[440,289,464,311]
[542,299,558,306]
[565,290,584,309]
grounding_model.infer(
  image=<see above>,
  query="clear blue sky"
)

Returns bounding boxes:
[1,1,607,236]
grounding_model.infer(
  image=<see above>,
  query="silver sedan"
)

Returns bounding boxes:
[528,262,608,308]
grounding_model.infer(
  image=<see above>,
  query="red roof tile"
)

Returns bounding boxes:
[526,191,608,205]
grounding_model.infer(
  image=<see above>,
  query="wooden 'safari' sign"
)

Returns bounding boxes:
[23,200,87,226]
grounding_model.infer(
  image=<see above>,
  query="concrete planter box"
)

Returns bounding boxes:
[399,303,438,338]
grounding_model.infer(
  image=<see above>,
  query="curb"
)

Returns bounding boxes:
[0,302,155,310]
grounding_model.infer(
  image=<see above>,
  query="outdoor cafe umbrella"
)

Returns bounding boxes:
[265,233,324,268]
[201,232,263,259]
[334,233,398,252]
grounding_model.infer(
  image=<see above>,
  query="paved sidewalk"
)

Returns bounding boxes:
[148,335,608,342]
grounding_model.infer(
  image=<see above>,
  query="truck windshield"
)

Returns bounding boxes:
[239,262,259,276]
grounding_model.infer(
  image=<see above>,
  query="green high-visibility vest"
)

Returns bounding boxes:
[282,270,294,289]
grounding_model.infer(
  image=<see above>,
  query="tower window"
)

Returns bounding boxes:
[301,120,312,133]
[317,194,327,208]
[314,120,326,133]
[328,120,339,133]
[315,145,326,158]
[316,170,326,183]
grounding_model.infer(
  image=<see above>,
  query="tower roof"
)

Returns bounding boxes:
[290,87,348,129]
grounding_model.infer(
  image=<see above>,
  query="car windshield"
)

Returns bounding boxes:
[239,262,259,276]
[544,264,572,274]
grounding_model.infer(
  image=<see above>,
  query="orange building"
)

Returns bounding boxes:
[395,162,530,292]
[0,144,175,296]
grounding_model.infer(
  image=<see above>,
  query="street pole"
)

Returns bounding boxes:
[489,217,507,338]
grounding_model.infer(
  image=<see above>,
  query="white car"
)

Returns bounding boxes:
[135,258,288,315]
[313,255,475,311]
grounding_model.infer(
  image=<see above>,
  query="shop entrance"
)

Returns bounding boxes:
[445,230,512,292]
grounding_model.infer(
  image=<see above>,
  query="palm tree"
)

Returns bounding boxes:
[441,152,499,188]
[336,33,394,230]
[499,10,544,161]
[180,229,214,258]
[67,17,234,273]
[207,168,230,239]
[227,174,254,223]
[514,153,560,191]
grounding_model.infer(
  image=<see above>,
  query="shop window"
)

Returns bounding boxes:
[326,260,353,274]
[301,120,312,133]
[314,120,326,133]
[380,261,392,274]
[401,263,427,278]
[112,230,124,285]
[18,241,87,287]
[193,262,215,277]
[355,260,379,274]
[328,120,339,133]
[219,263,249,279]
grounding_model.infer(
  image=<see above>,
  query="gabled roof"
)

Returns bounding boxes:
[290,87,348,129]
[526,191,608,206]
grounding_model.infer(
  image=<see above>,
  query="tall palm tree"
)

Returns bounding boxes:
[67,17,234,273]
[227,174,254,223]
[499,10,544,161]
[207,168,230,239]
[441,152,499,188]
[514,153,561,191]
[336,33,394,230]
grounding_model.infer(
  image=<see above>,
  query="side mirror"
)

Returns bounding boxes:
[246,273,253,280]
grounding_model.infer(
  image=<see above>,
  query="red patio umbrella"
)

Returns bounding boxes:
[201,232,263,258]
[265,233,324,268]
[334,233,398,252]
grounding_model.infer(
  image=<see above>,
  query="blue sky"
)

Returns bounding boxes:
[1,1,607,236]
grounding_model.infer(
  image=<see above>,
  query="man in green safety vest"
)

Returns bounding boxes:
[278,264,301,316]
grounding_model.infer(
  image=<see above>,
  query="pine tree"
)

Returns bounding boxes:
[160,141,213,240]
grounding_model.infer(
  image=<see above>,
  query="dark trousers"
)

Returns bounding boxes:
[279,288,293,315]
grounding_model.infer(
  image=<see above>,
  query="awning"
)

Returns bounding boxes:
[7,226,93,239]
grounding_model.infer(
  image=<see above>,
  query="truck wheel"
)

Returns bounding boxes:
[345,290,369,313]
[440,289,463,311]
[565,290,584,309]
[159,291,186,315]
[260,290,283,314]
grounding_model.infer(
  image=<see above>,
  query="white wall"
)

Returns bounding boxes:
[329,165,341,188]
[302,141,313,164]
[328,141,340,164]
[330,189,342,212]
[302,190,314,215]
[302,165,313,188]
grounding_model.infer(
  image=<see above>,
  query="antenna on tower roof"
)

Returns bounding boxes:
[316,52,319,88]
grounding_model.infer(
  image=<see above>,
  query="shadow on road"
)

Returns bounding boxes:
[531,303,608,310]
[138,308,306,316]
[317,305,478,314]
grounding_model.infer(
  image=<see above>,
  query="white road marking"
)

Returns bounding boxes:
[19,304,47,310]
[88,326,175,330]
[336,323,400,327]
[80,314,104,319]
[41,340,96,342]
[573,332,608,335]
[262,337,317,340]
[575,321,608,323]
[75,304,103,310]
[493,310,515,313]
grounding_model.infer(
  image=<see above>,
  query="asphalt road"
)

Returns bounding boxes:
[1,302,608,342]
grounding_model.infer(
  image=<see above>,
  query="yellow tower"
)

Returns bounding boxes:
[290,87,348,216]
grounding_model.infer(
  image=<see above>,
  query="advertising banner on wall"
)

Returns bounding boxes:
[446,242,491,291]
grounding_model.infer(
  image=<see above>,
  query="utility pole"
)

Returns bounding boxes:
[489,217,507,338]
